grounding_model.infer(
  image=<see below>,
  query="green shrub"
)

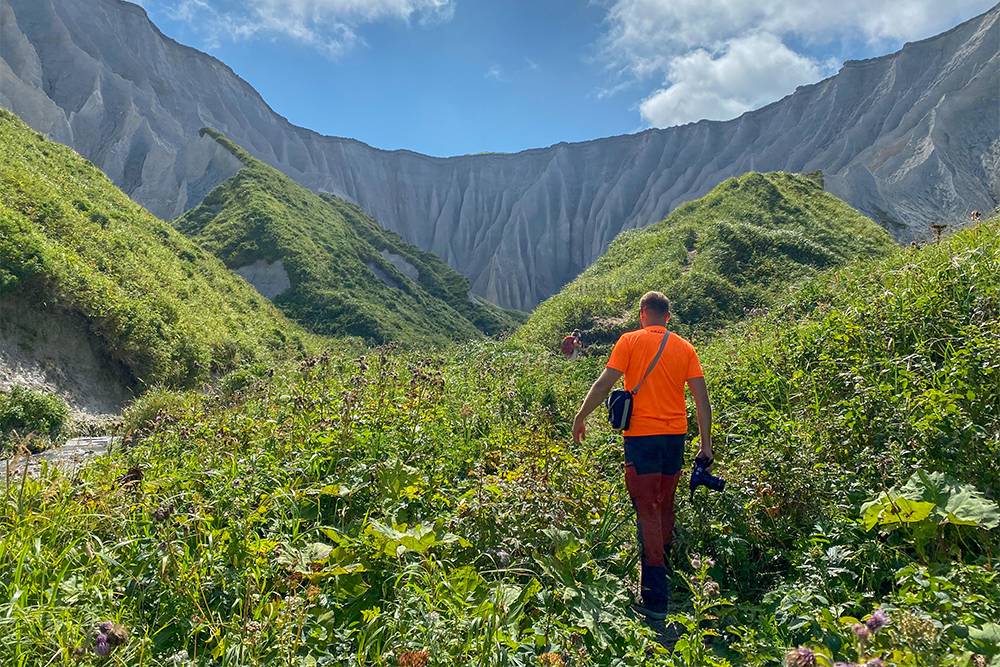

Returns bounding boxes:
[0,385,70,444]
[120,388,197,436]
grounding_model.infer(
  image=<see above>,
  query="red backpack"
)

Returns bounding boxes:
[560,336,576,355]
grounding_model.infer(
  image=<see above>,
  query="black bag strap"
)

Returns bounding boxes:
[632,331,669,395]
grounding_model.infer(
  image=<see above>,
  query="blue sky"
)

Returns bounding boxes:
[134,0,996,157]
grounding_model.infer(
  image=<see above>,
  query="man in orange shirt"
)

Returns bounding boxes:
[572,291,713,620]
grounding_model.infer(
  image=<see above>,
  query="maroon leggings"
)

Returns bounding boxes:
[624,434,684,611]
[625,467,680,566]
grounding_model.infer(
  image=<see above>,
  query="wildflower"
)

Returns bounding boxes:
[785,647,817,667]
[865,609,889,632]
[152,504,173,522]
[94,634,111,656]
[539,652,566,667]
[167,650,192,666]
[702,581,720,597]
[690,555,702,569]
[704,557,716,568]
[107,623,128,646]
[93,621,128,656]
[865,660,884,667]
[116,465,144,488]
[973,656,987,667]
[897,611,935,646]
[833,663,859,667]
[851,623,871,642]
[785,646,816,667]
[398,649,430,667]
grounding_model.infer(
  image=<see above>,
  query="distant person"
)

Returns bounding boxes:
[971,209,982,221]
[560,330,583,360]
[571,291,713,621]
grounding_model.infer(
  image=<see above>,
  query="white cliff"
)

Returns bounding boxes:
[1,0,998,310]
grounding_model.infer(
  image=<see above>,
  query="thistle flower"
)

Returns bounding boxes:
[94,634,111,656]
[851,623,871,642]
[865,609,889,632]
[833,663,859,667]
[152,504,173,522]
[865,660,884,667]
[539,652,566,667]
[785,647,817,667]
[690,556,702,569]
[702,581,720,597]
[96,621,129,646]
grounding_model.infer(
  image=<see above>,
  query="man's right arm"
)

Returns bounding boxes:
[687,376,714,463]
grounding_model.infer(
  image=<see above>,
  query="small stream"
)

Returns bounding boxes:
[5,436,120,478]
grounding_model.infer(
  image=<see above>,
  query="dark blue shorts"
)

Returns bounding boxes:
[624,434,685,475]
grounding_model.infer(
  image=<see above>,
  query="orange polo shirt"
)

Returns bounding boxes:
[606,325,703,436]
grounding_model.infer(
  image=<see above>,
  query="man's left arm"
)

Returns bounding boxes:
[572,368,623,443]
[687,376,713,463]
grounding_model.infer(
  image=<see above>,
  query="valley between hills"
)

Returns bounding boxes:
[1,2,999,665]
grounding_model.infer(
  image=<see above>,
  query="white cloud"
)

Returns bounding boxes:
[601,0,995,126]
[154,0,455,57]
[638,33,831,127]
[485,64,505,81]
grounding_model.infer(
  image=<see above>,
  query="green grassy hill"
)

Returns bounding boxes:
[176,130,518,345]
[0,109,308,390]
[518,171,897,346]
[3,218,996,664]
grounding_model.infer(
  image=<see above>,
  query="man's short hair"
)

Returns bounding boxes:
[639,291,671,316]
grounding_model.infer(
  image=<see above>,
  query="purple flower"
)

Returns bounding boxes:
[865,609,889,632]
[833,663,859,667]
[785,647,817,667]
[94,634,111,657]
[865,660,885,667]
[852,622,871,641]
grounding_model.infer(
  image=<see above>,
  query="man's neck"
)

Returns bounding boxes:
[643,321,667,329]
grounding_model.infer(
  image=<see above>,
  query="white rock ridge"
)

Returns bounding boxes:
[1,0,998,310]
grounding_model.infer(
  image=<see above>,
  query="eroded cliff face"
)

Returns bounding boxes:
[2,0,998,309]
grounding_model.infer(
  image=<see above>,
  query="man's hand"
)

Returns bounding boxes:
[695,440,714,468]
[572,413,587,443]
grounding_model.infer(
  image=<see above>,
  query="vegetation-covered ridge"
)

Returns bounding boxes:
[2,217,996,664]
[177,129,519,345]
[0,109,308,389]
[518,171,898,347]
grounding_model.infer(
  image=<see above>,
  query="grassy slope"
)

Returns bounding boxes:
[176,130,518,345]
[2,220,996,664]
[518,171,898,347]
[0,109,308,388]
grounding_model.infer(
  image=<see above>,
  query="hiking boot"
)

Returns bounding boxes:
[631,601,668,621]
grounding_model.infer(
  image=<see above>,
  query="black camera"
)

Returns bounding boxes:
[690,456,725,501]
